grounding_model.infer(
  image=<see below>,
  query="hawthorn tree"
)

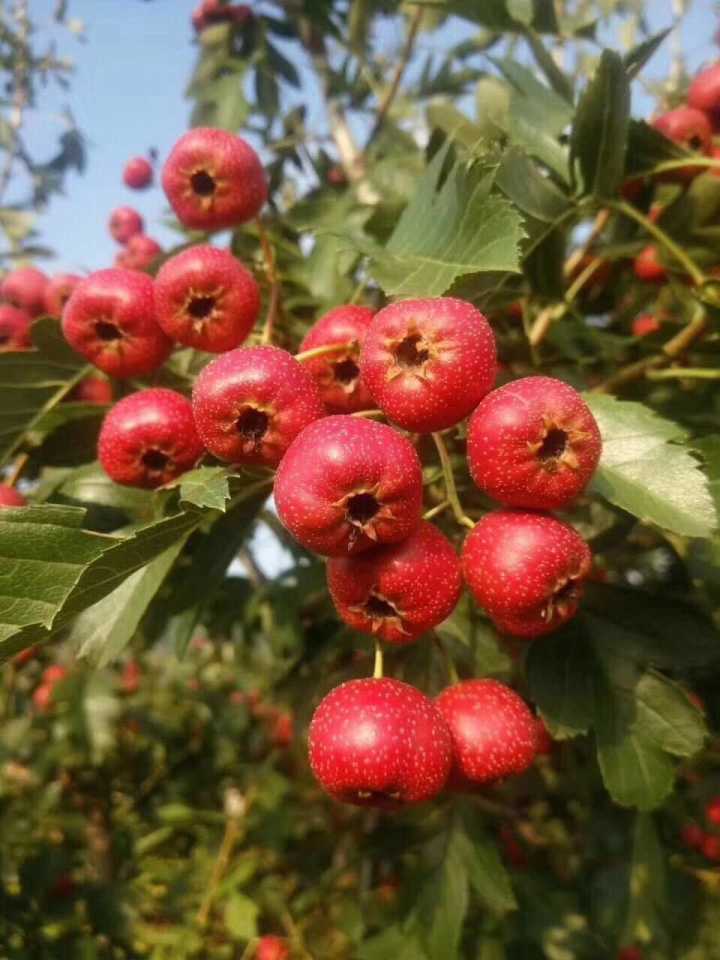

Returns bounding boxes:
[2,2,720,959]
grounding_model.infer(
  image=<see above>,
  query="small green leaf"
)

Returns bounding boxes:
[623,814,668,945]
[179,466,232,512]
[623,28,671,80]
[416,820,469,960]
[624,119,687,177]
[496,147,570,221]
[586,393,717,538]
[224,893,259,941]
[570,49,630,197]
[456,811,517,915]
[526,625,596,737]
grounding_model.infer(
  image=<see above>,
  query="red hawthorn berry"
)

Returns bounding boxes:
[99,388,204,489]
[632,313,660,337]
[466,376,602,511]
[0,304,32,351]
[120,234,163,271]
[299,304,375,413]
[274,415,423,557]
[702,833,720,861]
[462,510,592,638]
[652,107,712,181]
[44,273,81,317]
[620,176,646,203]
[681,822,705,850]
[123,156,154,190]
[255,936,290,960]
[201,0,226,20]
[618,948,643,960]
[70,376,113,405]
[435,679,537,789]
[43,665,68,685]
[566,254,613,302]
[121,660,141,695]
[109,206,145,245]
[327,165,347,187]
[708,144,720,178]
[308,677,452,808]
[633,245,667,284]
[229,5,252,25]
[688,62,720,131]
[155,245,260,352]
[162,127,267,231]
[706,796,720,826]
[0,484,26,508]
[50,874,76,899]
[192,9,207,31]
[498,824,529,869]
[269,710,294,747]
[326,521,462,645]
[192,345,324,467]
[359,297,497,433]
[534,715,555,756]
[1,266,48,317]
[13,645,39,666]
[62,269,172,378]
[506,300,524,320]
[32,684,54,712]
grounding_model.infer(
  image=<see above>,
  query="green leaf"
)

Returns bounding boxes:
[179,466,232,512]
[69,535,190,666]
[357,927,428,960]
[570,50,630,197]
[416,819,469,960]
[496,146,570,221]
[585,393,717,538]
[456,810,517,915]
[624,119,687,177]
[526,625,596,737]
[366,146,525,297]
[0,316,87,464]
[623,814,668,945]
[633,671,707,758]
[623,28,671,80]
[224,893,259,941]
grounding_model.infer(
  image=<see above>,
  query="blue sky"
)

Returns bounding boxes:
[18,0,720,276]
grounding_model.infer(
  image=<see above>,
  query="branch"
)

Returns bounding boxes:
[432,433,474,530]
[609,198,705,286]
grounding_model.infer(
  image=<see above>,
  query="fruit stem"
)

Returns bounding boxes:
[6,452,28,488]
[196,787,248,928]
[423,499,451,521]
[530,255,606,347]
[256,217,281,345]
[432,432,475,530]
[294,341,353,363]
[373,640,384,679]
[609,198,705,286]
[652,156,720,176]
[351,408,385,419]
[645,366,720,380]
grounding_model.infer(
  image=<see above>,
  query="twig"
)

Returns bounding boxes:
[6,452,28,488]
[295,342,352,363]
[563,209,610,278]
[365,4,424,150]
[237,546,266,588]
[256,218,281,345]
[529,257,605,347]
[646,367,720,381]
[196,788,248,929]
[423,499,450,521]
[609,198,705,286]
[432,433,474,530]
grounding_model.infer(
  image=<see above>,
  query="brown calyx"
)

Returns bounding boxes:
[542,572,584,623]
[141,448,171,474]
[337,486,396,548]
[236,406,270,451]
[386,326,436,381]
[528,418,586,473]
[95,319,123,342]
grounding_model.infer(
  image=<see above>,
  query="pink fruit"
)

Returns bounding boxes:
[162,127,267,231]
[255,936,290,960]
[120,234,163,271]
[681,822,705,850]
[308,677,452,808]
[123,156,153,190]
[62,268,172,378]
[327,521,462,645]
[155,245,260,352]
[274,415,423,556]
[0,484,26,507]
[632,314,660,337]
[633,246,667,284]
[0,304,32,351]
[435,679,537,789]
[44,274,82,317]
[98,388,204,488]
[652,107,712,181]
[706,796,720,826]
[467,376,602,511]
[70,376,113,405]
[299,304,375,413]
[109,206,145,245]
[462,510,592,638]
[192,345,323,467]
[688,62,720,131]
[1,266,48,316]
[359,297,497,432]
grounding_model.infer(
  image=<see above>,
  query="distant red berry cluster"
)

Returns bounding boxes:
[192,0,252,33]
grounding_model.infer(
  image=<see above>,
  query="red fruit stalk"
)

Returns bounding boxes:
[62,269,172,378]
[162,127,267,231]
[274,415,423,556]
[462,510,592,638]
[299,304,375,413]
[359,297,497,432]
[0,304,32,351]
[155,245,260,352]
[308,677,452,808]
[98,388,204,488]
[192,345,324,467]
[467,376,602,511]
[435,679,537,789]
[327,521,462,645]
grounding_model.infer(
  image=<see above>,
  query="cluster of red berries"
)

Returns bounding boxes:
[681,795,720,862]
[32,664,68,713]
[0,264,80,354]
[192,0,252,33]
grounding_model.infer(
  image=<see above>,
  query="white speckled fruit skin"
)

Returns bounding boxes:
[308,677,452,808]
[359,297,497,433]
[327,520,462,644]
[435,679,537,789]
[273,414,423,557]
